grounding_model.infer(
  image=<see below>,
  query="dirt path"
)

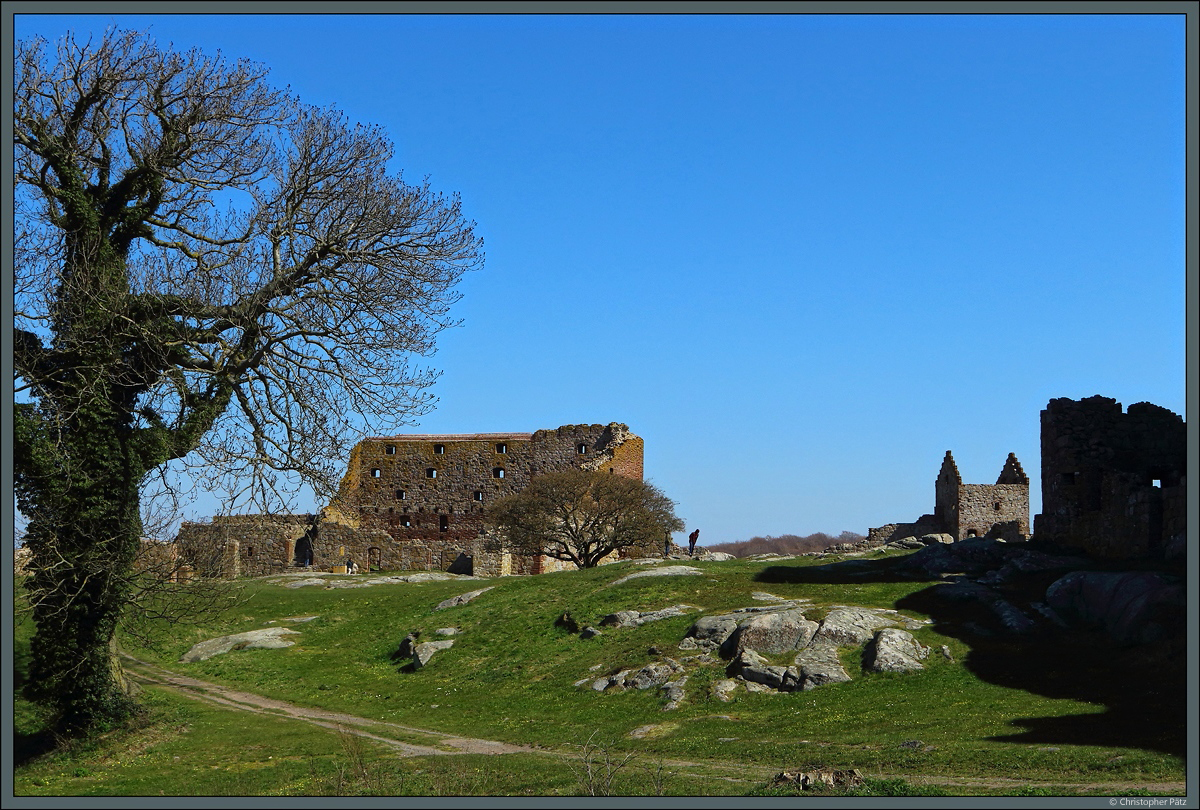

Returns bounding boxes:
[121,653,539,758]
[120,654,1187,795]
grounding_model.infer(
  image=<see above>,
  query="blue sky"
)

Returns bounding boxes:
[12,12,1188,545]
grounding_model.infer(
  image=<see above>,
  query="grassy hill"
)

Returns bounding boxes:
[12,551,1186,797]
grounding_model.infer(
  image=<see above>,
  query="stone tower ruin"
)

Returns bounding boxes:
[1034,396,1186,558]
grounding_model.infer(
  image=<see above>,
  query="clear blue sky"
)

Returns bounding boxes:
[12,12,1188,546]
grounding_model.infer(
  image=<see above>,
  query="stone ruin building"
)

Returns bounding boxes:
[175,422,649,578]
[1033,396,1186,559]
[868,451,1031,545]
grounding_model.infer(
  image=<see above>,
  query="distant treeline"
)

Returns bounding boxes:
[705,531,865,558]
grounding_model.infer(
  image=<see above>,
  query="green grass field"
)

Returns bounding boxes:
[12,552,1187,797]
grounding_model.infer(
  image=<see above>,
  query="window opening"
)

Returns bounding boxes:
[993,502,1002,511]
[400,516,411,527]
[439,515,449,532]
[245,546,254,558]
[474,491,483,502]
[426,468,437,478]
[385,445,396,455]
[434,444,445,454]
[493,468,505,479]
[496,443,507,454]
[371,468,381,478]
[577,443,588,454]
[396,489,406,500]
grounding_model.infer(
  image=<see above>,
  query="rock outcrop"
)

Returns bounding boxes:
[434,587,494,610]
[180,628,300,663]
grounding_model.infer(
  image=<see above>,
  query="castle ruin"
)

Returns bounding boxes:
[176,422,648,578]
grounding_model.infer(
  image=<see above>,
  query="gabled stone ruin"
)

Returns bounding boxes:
[868,451,1030,546]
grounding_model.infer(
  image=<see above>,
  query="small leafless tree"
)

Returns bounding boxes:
[569,731,637,797]
[13,27,482,735]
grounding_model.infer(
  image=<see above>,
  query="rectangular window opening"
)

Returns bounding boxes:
[371,468,381,478]
[493,468,505,479]
[396,489,406,500]
[385,445,396,455]
[426,468,437,479]
[577,443,588,454]
[439,515,449,532]
[496,443,507,454]
[473,491,483,501]
[434,444,445,454]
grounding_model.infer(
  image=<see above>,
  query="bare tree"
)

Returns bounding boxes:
[13,28,482,735]
[484,469,684,570]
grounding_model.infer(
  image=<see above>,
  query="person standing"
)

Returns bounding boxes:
[688,529,700,556]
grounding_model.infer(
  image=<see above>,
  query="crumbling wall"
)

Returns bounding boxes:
[866,516,943,546]
[1035,396,1186,558]
[176,515,314,578]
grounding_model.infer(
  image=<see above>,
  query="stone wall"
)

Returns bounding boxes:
[176,515,314,578]
[1034,396,1186,558]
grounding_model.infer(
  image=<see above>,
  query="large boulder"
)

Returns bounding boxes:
[731,609,818,655]
[180,627,300,663]
[811,607,898,646]
[792,642,852,689]
[864,628,929,673]
[1045,571,1185,645]
[682,614,741,652]
[412,640,454,669]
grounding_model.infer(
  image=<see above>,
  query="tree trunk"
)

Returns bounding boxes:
[23,400,145,735]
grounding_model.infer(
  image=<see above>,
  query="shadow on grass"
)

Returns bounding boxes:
[754,557,921,585]
[896,584,1186,757]
[755,557,1186,758]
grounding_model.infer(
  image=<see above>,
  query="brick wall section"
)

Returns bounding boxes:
[870,451,1030,544]
[1034,396,1186,558]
